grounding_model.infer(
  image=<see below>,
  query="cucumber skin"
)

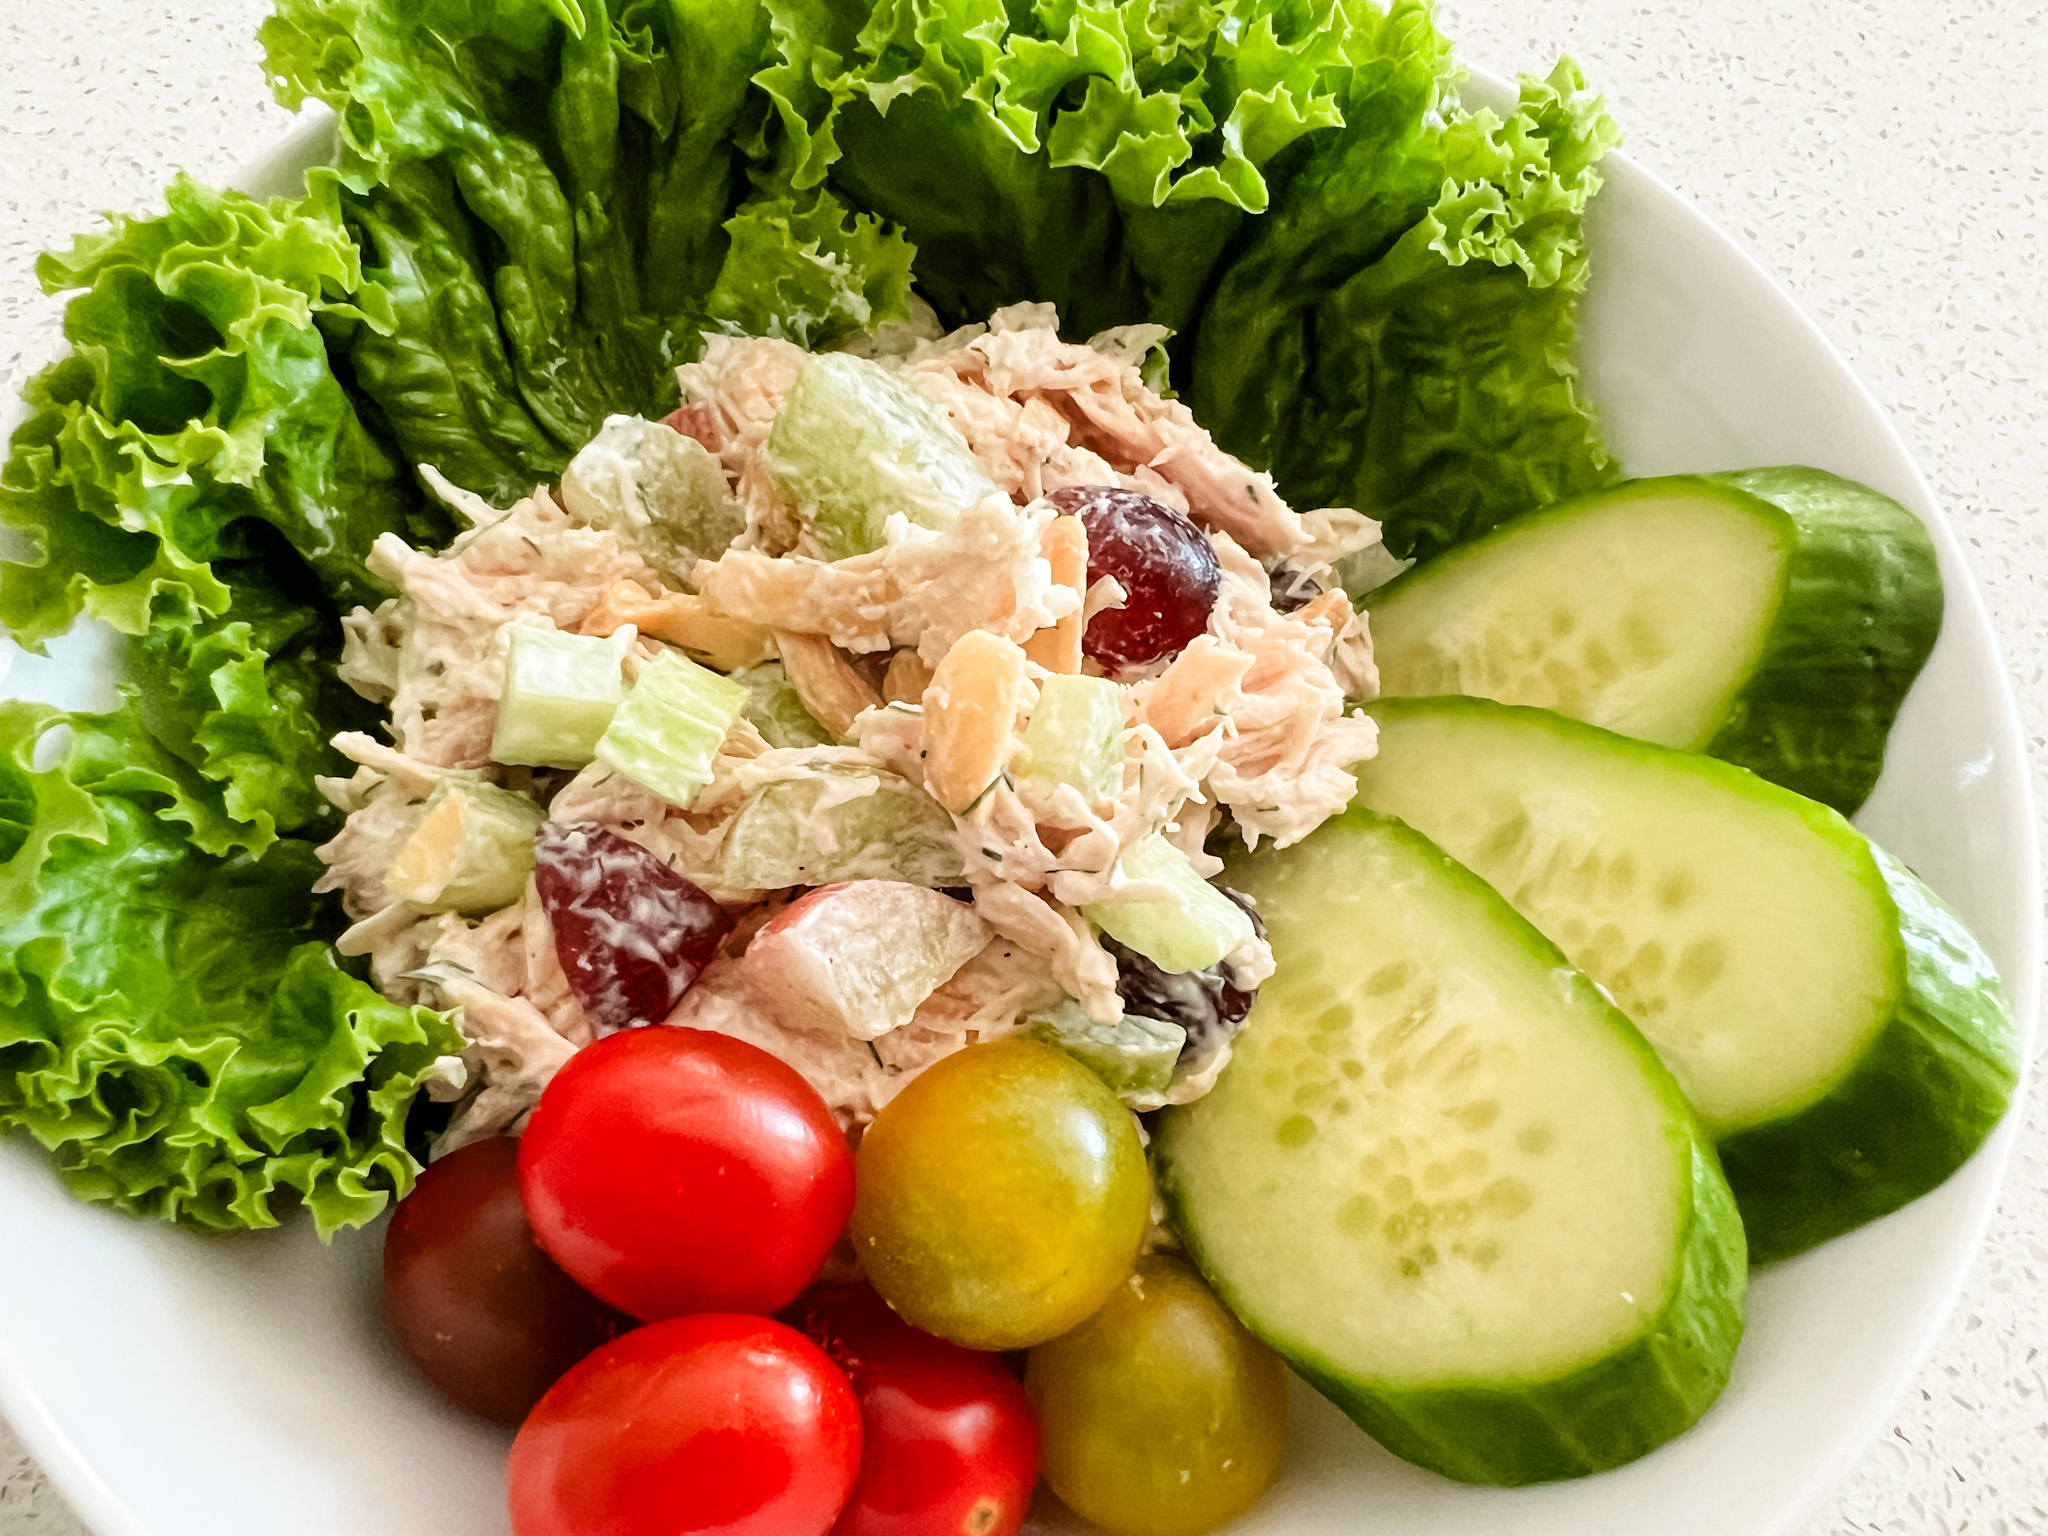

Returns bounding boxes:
[1719,845,2019,1263]
[1358,697,2019,1264]
[1285,1143,1745,1485]
[1156,811,1749,1485]
[1702,467,1942,816]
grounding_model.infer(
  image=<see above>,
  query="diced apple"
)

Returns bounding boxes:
[385,782,547,914]
[742,881,990,1040]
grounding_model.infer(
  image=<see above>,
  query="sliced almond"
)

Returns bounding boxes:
[1023,514,1088,674]
[882,648,937,705]
[924,630,1034,813]
[579,580,777,671]
[775,630,885,739]
[1298,589,1354,649]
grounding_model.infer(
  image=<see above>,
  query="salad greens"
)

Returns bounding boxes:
[0,0,1620,1231]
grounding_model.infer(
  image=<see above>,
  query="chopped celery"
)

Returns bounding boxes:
[385,781,546,914]
[594,650,749,808]
[716,767,964,889]
[491,625,625,769]
[558,414,746,586]
[1015,674,1125,805]
[1083,835,1256,973]
[1031,997,1186,1102]
[765,352,999,559]
[731,662,833,749]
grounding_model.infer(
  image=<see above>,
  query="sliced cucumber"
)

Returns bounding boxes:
[1154,811,1745,1485]
[1352,698,2018,1261]
[1366,469,1942,814]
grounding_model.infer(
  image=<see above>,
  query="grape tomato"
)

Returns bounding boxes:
[1025,1255,1288,1536]
[534,823,732,1032]
[509,1313,862,1536]
[789,1283,1040,1536]
[851,1037,1149,1351]
[519,1026,854,1320]
[1045,486,1220,677]
[381,1138,628,1425]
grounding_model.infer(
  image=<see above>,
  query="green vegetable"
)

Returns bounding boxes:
[383,781,548,914]
[1190,60,1621,560]
[1155,809,1745,1483]
[1014,674,1124,806]
[730,662,833,749]
[1030,997,1184,1102]
[1700,466,1943,814]
[1082,835,1253,973]
[260,0,916,506]
[491,625,625,771]
[1368,470,1942,815]
[0,700,461,1234]
[557,415,747,589]
[594,650,749,808]
[1352,698,2018,1261]
[766,352,998,558]
[715,767,964,889]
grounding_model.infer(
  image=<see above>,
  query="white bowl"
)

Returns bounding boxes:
[0,70,2037,1536]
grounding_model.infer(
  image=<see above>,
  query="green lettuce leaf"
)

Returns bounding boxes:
[0,173,436,644]
[265,0,910,505]
[798,0,1444,333]
[1190,59,1622,560]
[126,554,376,851]
[0,700,462,1235]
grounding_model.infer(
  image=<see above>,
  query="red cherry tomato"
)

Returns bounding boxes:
[519,1026,855,1320]
[509,1314,863,1536]
[381,1138,628,1425]
[790,1284,1041,1536]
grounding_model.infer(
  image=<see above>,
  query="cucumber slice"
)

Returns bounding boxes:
[1352,698,2018,1261]
[1366,469,1942,814]
[1154,811,1745,1484]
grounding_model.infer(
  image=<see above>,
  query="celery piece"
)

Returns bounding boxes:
[1031,996,1185,1102]
[1014,673,1125,805]
[765,352,999,559]
[385,781,546,914]
[1082,835,1255,973]
[558,414,745,586]
[716,767,964,889]
[732,662,833,749]
[492,625,625,769]
[594,650,749,808]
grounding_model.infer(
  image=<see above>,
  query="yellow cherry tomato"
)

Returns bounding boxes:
[852,1037,1149,1350]
[1026,1254,1289,1536]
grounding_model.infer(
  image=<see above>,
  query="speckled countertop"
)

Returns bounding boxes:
[3,1,2044,1531]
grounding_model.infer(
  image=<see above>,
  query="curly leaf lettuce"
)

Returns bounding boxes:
[264,0,911,505]
[1191,59,1622,559]
[0,173,436,644]
[0,701,462,1235]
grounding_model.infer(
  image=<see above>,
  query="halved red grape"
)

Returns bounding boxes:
[534,824,732,1032]
[1047,485,1220,676]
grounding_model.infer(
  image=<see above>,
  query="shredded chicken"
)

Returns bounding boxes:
[314,303,1390,1139]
